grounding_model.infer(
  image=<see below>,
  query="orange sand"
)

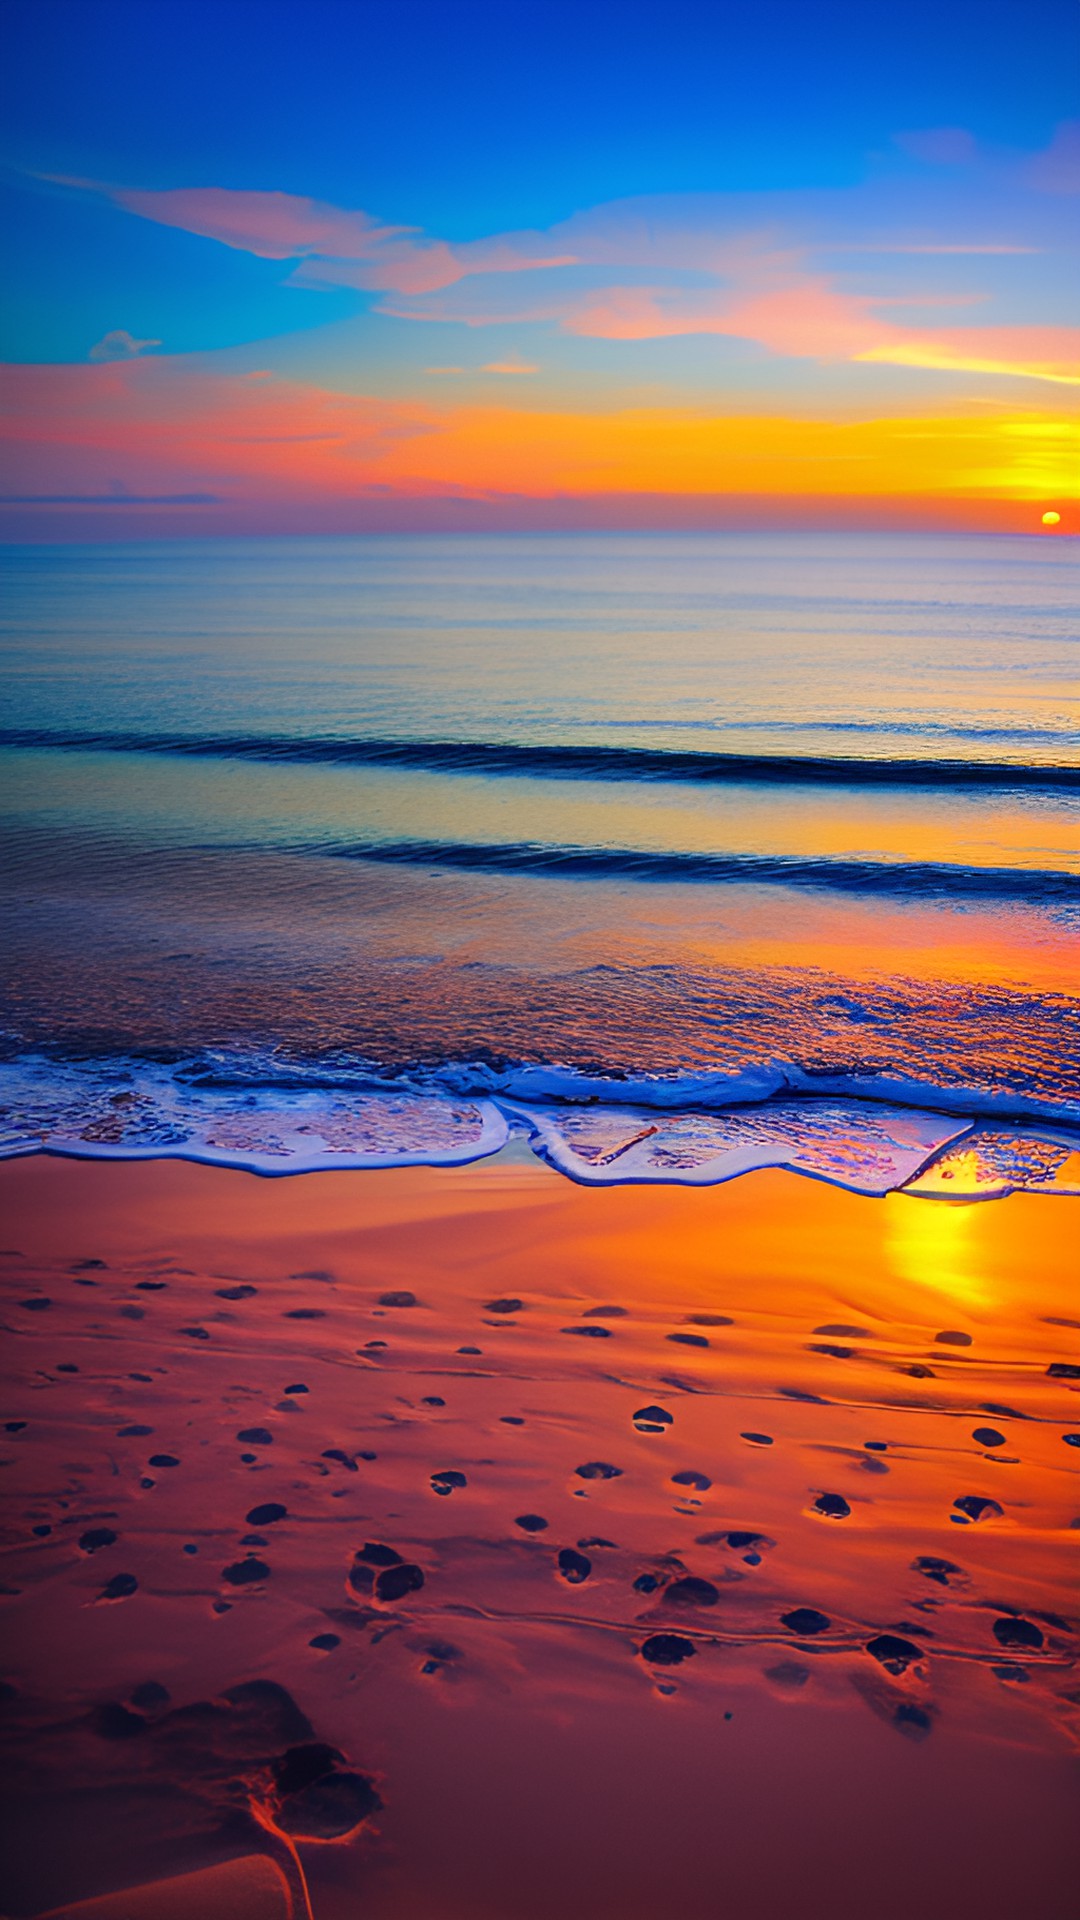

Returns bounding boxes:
[1,1153,1077,1919]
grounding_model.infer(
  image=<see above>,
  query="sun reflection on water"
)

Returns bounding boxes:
[885,1192,989,1306]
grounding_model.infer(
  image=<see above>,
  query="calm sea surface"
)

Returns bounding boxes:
[2,532,1078,1194]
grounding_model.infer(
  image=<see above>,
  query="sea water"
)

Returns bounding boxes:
[1,531,1077,1197]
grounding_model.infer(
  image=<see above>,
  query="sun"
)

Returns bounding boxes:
[1041,510,1061,526]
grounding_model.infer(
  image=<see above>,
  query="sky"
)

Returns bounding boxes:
[0,0,1076,536]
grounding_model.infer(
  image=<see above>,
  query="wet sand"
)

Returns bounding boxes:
[1,1150,1077,1919]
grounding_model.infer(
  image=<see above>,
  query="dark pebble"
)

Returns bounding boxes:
[71,1259,106,1270]
[118,1306,145,1321]
[583,1305,627,1318]
[1047,1362,1080,1379]
[953,1495,1003,1522]
[284,1383,308,1394]
[284,1308,325,1320]
[685,1314,733,1327]
[134,1281,167,1291]
[665,1576,719,1607]
[100,1573,138,1600]
[431,1470,467,1495]
[992,1616,1044,1650]
[32,1524,51,1537]
[484,1298,523,1314]
[561,1325,611,1338]
[741,1432,773,1446]
[633,1405,673,1431]
[501,1416,525,1425]
[56,1363,79,1372]
[20,1298,51,1312]
[79,1527,118,1553]
[322,1449,357,1470]
[117,1425,154,1437]
[5,1420,27,1433]
[671,1470,711,1490]
[514,1513,549,1532]
[808,1344,853,1359]
[557,1548,591,1584]
[782,1607,831,1635]
[866,1633,923,1674]
[992,1663,1030,1682]
[864,1441,888,1451]
[236,1428,273,1446]
[1063,1434,1080,1448]
[375,1562,424,1602]
[215,1285,257,1300]
[222,1557,270,1586]
[310,1633,341,1651]
[667,1333,709,1348]
[379,1291,417,1308]
[354,1542,402,1566]
[179,1326,209,1340]
[972,1427,1006,1448]
[457,1346,482,1355]
[421,1396,445,1407]
[148,1453,179,1468]
[246,1503,287,1526]
[633,1573,661,1594]
[935,1330,972,1346]
[814,1323,871,1338]
[575,1461,623,1480]
[640,1633,695,1666]
[812,1493,851,1519]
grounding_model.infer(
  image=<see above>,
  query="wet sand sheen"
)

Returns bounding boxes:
[0,1153,1077,1919]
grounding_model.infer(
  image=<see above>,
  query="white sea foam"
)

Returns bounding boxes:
[499,1097,970,1195]
[2,1052,1079,1198]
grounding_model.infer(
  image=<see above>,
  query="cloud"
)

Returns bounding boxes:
[88,329,161,362]
[3,357,1074,511]
[57,134,1077,387]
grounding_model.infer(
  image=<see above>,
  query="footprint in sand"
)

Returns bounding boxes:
[640,1633,696,1665]
[430,1470,467,1496]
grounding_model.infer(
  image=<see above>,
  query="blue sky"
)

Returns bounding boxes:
[1,0,1075,532]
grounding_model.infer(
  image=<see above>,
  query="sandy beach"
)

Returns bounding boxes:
[1,1152,1077,1918]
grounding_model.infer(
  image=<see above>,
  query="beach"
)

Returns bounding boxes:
[2,1152,1077,1918]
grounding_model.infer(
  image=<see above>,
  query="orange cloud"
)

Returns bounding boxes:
[2,359,1074,510]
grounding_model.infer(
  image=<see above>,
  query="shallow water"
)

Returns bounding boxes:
[2,532,1077,1194]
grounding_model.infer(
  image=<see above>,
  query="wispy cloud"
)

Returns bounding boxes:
[2,358,1074,511]
[48,130,1080,389]
[88,328,161,362]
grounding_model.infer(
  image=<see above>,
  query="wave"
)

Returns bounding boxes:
[288,837,1080,906]
[2,1049,1078,1199]
[3,726,1078,791]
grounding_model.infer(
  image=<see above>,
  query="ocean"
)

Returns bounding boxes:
[2,530,1078,1198]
